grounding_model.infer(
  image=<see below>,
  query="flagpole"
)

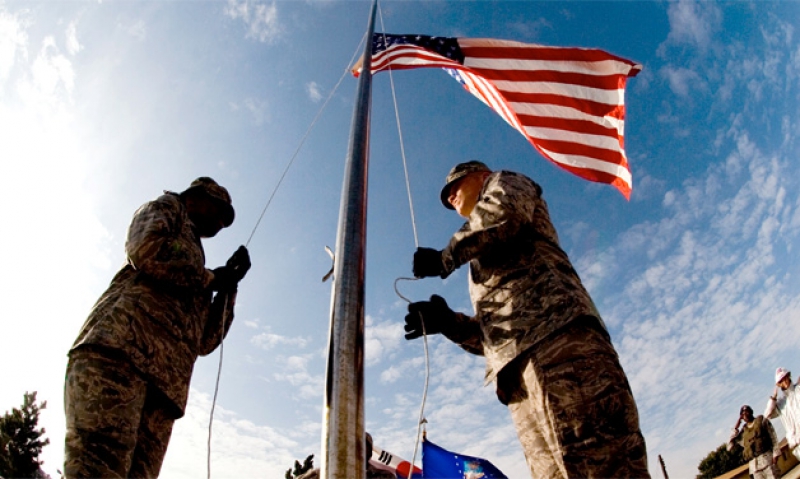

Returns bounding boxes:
[321,1,376,478]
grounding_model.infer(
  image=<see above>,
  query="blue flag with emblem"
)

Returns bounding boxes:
[422,438,508,479]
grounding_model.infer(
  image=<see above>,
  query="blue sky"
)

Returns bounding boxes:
[1,1,800,478]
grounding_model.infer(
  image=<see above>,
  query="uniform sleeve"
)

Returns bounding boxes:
[198,291,237,356]
[441,312,484,356]
[727,428,742,451]
[441,173,535,271]
[125,196,211,289]
[767,419,781,458]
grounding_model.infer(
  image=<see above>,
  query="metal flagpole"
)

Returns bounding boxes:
[321,1,376,478]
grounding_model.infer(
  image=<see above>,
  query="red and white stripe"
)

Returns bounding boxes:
[458,38,639,198]
[361,36,641,199]
[369,43,463,72]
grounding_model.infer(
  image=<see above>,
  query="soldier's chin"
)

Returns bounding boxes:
[199,227,220,238]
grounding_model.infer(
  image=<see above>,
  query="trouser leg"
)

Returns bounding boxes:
[506,369,567,479]
[128,388,176,478]
[753,465,780,479]
[64,349,147,479]
[501,317,650,479]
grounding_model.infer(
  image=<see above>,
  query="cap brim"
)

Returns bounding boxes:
[440,181,457,210]
[217,201,235,227]
[188,187,235,227]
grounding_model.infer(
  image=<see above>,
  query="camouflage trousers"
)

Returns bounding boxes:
[498,317,650,479]
[749,454,780,479]
[64,348,177,479]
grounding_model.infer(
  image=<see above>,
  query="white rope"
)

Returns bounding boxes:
[206,31,369,479]
[245,29,369,248]
[377,4,428,474]
[207,301,227,479]
[378,5,419,248]
[393,277,430,479]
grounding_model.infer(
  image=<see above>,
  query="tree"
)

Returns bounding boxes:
[0,391,51,479]
[285,454,315,479]
[696,442,747,479]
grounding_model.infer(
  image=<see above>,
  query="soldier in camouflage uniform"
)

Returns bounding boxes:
[64,177,251,478]
[727,405,780,479]
[405,161,649,478]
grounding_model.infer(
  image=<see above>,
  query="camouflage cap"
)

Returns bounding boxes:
[184,177,235,227]
[440,160,492,209]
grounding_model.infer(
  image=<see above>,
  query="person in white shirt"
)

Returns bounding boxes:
[765,367,800,461]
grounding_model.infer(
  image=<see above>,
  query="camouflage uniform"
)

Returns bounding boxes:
[438,171,649,478]
[728,415,780,479]
[64,191,236,478]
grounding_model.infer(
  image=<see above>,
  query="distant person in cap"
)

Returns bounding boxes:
[766,367,800,461]
[64,177,251,478]
[728,404,780,478]
[404,161,649,478]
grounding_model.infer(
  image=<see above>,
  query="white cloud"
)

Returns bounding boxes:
[243,318,260,328]
[161,389,302,479]
[25,36,76,99]
[273,354,324,399]
[507,17,552,39]
[660,65,703,98]
[243,96,267,125]
[225,0,282,44]
[367,341,530,478]
[580,126,800,476]
[122,18,146,41]
[305,81,322,103]
[65,21,82,55]
[661,0,722,52]
[0,8,112,475]
[380,365,402,383]
[365,315,404,366]
[0,10,28,84]
[251,331,309,350]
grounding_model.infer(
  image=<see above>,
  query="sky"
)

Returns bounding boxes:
[1,0,800,478]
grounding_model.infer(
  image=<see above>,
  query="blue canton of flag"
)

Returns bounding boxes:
[372,34,465,63]
[422,439,508,479]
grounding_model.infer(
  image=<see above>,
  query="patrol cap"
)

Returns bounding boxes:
[184,177,235,227]
[440,160,491,209]
[776,367,791,384]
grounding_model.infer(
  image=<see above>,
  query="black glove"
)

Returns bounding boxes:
[404,295,455,340]
[413,247,447,278]
[225,245,251,282]
[210,246,251,292]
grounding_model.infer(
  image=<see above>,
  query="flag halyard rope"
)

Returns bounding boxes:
[379,4,428,478]
[244,28,369,248]
[206,30,369,479]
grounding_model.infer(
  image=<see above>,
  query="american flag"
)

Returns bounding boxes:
[353,34,642,199]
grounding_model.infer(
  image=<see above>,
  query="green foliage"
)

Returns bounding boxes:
[696,442,747,478]
[0,391,51,479]
[285,454,314,479]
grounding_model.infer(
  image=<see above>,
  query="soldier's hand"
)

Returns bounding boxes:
[210,266,238,292]
[210,247,251,292]
[404,295,455,340]
[413,247,446,278]
[226,245,251,283]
